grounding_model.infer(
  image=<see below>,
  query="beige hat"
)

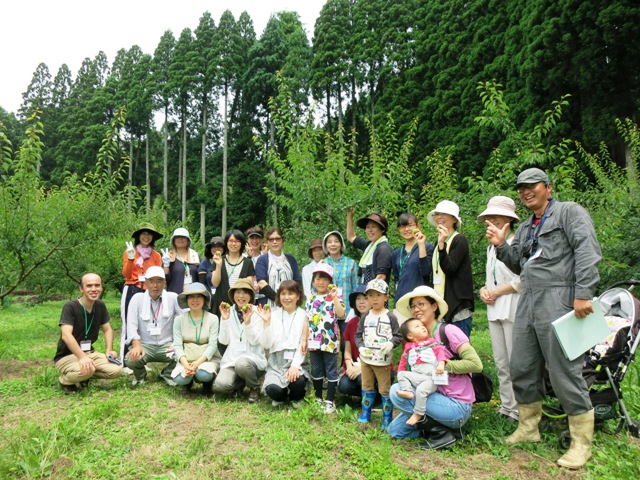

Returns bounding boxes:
[395,286,448,321]
[477,196,519,221]
[228,278,256,305]
[427,200,462,227]
[178,282,211,309]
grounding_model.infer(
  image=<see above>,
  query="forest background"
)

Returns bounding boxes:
[1,0,640,301]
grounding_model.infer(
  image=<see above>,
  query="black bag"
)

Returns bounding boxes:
[438,323,494,404]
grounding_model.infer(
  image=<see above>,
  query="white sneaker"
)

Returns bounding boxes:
[323,400,336,414]
[123,367,134,375]
[132,378,145,386]
[272,400,284,407]
[290,400,304,409]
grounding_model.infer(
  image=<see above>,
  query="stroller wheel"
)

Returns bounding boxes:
[559,430,572,449]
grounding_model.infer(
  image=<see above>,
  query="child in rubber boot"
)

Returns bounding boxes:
[396,318,447,425]
[305,263,345,414]
[355,279,402,428]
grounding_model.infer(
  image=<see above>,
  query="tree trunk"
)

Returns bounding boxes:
[201,97,207,245]
[222,85,229,235]
[163,105,169,223]
[351,75,357,156]
[325,86,332,135]
[128,138,133,210]
[181,106,187,224]
[145,133,150,215]
[269,114,277,227]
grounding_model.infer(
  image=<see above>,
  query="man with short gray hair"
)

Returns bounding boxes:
[126,266,183,386]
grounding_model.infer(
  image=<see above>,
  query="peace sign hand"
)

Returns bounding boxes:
[161,248,171,267]
[126,241,135,260]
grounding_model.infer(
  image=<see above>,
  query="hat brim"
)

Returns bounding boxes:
[356,216,386,231]
[477,208,519,221]
[322,231,345,255]
[178,289,211,309]
[228,284,256,305]
[427,209,462,228]
[395,286,448,321]
[132,228,163,241]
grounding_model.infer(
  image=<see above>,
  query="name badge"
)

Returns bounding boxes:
[308,340,321,350]
[138,275,146,282]
[80,340,92,351]
[284,350,294,360]
[235,343,247,352]
[433,275,442,285]
[149,326,162,336]
[184,274,192,285]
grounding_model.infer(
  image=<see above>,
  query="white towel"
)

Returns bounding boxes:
[140,290,171,321]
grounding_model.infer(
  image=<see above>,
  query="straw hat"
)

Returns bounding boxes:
[395,286,448,321]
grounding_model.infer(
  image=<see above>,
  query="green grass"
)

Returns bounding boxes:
[0,296,639,479]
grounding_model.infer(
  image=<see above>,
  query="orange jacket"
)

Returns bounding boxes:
[122,250,162,289]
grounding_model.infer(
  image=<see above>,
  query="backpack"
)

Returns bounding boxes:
[438,323,494,403]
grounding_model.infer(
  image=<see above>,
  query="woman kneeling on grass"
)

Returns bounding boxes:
[172,283,220,396]
[388,286,483,450]
[214,279,267,403]
[259,280,309,408]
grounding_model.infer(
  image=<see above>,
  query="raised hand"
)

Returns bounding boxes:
[161,248,171,267]
[126,241,135,260]
[485,220,510,246]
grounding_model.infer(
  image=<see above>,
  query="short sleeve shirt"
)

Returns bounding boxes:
[54,299,110,362]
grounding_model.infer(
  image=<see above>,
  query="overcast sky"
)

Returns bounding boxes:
[1,0,327,114]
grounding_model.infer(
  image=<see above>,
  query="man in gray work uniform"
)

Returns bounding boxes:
[485,168,601,469]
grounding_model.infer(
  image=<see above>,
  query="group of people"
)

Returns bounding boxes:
[53,168,602,469]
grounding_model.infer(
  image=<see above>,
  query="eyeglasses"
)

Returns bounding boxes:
[227,239,241,244]
[409,301,429,310]
[516,182,542,194]
[400,223,418,230]
[268,237,282,242]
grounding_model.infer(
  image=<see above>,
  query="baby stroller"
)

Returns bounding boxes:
[543,280,640,447]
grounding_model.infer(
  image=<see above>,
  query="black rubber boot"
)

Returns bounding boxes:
[201,380,213,397]
[417,416,458,450]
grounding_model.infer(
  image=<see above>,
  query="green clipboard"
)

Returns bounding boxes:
[551,299,610,361]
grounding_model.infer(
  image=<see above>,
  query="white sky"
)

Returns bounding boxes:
[0,0,327,114]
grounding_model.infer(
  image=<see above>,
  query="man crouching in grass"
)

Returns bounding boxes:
[54,273,123,394]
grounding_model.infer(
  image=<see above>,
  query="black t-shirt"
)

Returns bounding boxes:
[54,299,110,362]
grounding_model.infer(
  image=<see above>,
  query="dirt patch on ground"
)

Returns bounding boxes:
[0,359,52,381]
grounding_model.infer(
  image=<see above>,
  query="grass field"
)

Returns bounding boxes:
[0,294,638,479]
